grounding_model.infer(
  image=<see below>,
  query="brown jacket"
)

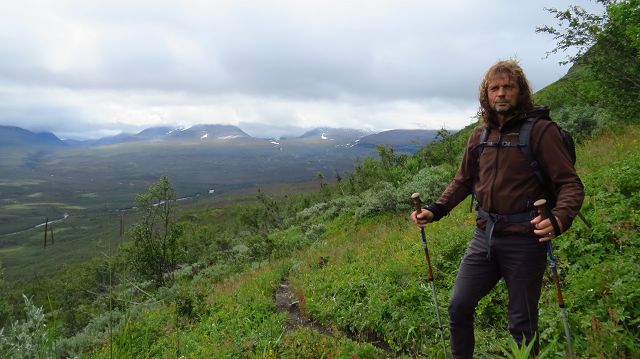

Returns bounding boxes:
[427,107,584,236]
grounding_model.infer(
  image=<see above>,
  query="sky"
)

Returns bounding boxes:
[0,0,605,140]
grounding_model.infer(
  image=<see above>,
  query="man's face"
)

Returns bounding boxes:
[487,73,520,114]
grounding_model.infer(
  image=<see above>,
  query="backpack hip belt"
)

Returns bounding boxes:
[477,207,537,260]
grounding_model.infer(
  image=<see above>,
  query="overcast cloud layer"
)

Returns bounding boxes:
[0,0,604,139]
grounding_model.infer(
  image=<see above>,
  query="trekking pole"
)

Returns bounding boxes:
[411,193,449,358]
[534,199,575,359]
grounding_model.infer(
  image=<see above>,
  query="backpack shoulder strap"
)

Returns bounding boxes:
[521,115,592,228]
[519,117,547,186]
[480,127,489,144]
[473,126,492,161]
[470,127,490,212]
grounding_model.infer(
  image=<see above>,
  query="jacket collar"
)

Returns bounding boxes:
[487,106,550,130]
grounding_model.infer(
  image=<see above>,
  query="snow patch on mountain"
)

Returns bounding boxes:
[218,135,242,140]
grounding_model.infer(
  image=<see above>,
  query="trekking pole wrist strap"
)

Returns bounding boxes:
[545,202,563,236]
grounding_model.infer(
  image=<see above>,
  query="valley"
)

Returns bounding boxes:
[0,125,439,282]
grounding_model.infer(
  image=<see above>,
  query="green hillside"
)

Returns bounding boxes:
[2,116,638,357]
[49,122,637,358]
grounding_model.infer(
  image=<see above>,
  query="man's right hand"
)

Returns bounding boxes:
[411,209,434,228]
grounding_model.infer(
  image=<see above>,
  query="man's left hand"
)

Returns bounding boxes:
[531,215,563,242]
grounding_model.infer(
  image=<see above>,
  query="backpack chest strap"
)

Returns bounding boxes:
[479,140,525,148]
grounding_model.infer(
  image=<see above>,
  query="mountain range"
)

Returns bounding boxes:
[62,125,252,147]
[0,124,441,152]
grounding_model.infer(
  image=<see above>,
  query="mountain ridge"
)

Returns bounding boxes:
[1,124,443,151]
[0,125,68,148]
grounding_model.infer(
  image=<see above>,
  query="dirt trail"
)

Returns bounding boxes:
[274,276,392,352]
[275,278,333,335]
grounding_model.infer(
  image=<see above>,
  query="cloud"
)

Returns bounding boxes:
[0,0,606,139]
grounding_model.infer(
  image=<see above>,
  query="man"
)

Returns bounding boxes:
[411,60,584,357]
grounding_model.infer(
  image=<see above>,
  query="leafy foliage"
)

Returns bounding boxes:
[417,128,465,167]
[126,176,184,286]
[537,0,640,119]
[0,295,53,359]
[615,155,640,208]
[552,104,611,143]
[354,166,452,219]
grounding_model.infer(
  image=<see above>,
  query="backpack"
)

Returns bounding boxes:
[474,116,591,228]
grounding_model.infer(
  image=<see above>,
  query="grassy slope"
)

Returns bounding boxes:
[87,124,639,357]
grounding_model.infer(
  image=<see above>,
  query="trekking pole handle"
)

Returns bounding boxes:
[411,192,435,279]
[534,198,563,236]
[533,199,549,222]
[411,192,423,213]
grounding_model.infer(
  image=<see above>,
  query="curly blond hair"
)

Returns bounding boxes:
[478,60,534,125]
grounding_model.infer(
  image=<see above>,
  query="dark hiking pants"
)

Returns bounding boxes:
[448,228,547,358]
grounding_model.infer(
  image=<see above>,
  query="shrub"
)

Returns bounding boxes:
[126,176,184,287]
[355,182,397,219]
[397,165,453,209]
[295,196,362,227]
[304,224,326,242]
[0,295,52,359]
[615,156,640,197]
[58,308,126,357]
[354,166,452,219]
[296,202,329,223]
[553,105,611,143]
